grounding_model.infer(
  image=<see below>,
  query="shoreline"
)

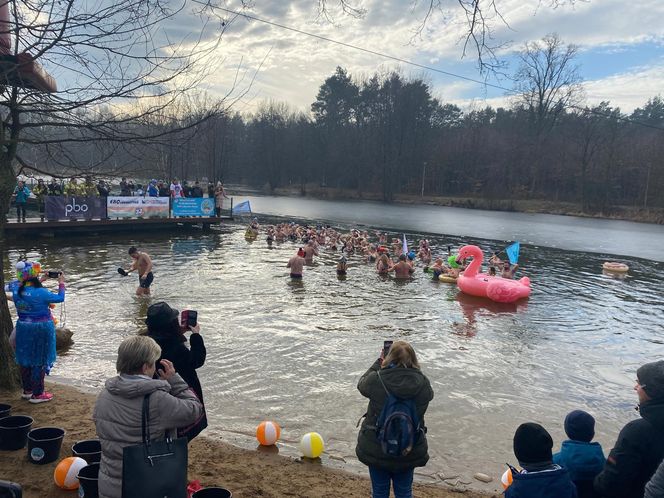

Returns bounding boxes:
[0,382,499,498]
[234,185,664,225]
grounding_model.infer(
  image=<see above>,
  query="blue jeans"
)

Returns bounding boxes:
[368,466,414,498]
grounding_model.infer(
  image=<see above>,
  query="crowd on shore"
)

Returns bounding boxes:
[10,176,229,221]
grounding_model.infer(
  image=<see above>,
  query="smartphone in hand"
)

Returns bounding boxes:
[181,310,198,328]
[383,340,393,358]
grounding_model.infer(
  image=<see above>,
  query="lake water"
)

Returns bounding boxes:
[6,196,664,491]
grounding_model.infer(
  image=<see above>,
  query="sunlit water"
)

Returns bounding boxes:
[5,198,664,490]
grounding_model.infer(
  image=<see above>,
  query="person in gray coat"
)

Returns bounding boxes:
[645,460,664,498]
[93,336,203,498]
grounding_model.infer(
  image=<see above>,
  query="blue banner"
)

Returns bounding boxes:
[172,197,215,217]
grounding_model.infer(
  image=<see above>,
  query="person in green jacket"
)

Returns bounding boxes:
[355,341,434,498]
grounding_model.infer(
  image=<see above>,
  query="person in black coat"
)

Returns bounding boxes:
[595,360,664,498]
[355,341,433,498]
[145,301,208,441]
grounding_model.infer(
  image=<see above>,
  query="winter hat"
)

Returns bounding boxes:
[145,302,179,328]
[564,410,595,442]
[513,423,553,465]
[15,261,41,282]
[637,361,664,400]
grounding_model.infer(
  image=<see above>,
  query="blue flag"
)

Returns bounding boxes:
[505,242,520,265]
[233,200,252,215]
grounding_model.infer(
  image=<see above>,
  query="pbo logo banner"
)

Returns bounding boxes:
[45,196,107,220]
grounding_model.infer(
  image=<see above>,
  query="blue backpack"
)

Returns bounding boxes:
[375,370,422,457]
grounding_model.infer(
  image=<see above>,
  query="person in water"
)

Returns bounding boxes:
[303,239,319,264]
[488,266,497,276]
[337,256,348,276]
[502,261,519,279]
[376,253,391,275]
[287,248,305,279]
[431,258,444,279]
[390,254,415,279]
[126,246,153,296]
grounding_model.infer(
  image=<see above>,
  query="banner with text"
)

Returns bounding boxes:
[107,196,170,219]
[172,197,215,217]
[45,196,106,220]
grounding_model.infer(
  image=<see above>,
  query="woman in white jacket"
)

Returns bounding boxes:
[93,336,203,498]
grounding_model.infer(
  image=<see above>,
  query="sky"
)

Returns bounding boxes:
[148,0,664,115]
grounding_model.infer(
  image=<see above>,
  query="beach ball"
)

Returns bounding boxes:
[54,456,87,490]
[299,432,324,459]
[501,468,513,490]
[256,421,281,446]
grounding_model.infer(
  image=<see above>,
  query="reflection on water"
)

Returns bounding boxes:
[5,216,664,489]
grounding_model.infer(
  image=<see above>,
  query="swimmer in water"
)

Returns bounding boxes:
[488,266,497,276]
[489,252,503,266]
[126,246,153,296]
[337,256,348,276]
[376,253,391,275]
[431,258,444,280]
[287,248,305,279]
[303,240,319,264]
[501,261,519,279]
[390,254,415,279]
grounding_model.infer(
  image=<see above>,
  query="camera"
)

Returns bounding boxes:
[47,270,62,278]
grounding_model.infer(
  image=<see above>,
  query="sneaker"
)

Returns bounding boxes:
[29,392,53,404]
[21,391,33,400]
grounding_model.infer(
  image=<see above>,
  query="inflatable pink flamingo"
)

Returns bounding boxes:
[456,245,531,303]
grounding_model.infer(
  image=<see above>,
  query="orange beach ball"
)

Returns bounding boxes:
[54,456,88,490]
[256,421,281,446]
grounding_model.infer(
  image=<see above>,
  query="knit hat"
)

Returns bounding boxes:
[637,361,664,400]
[513,423,553,465]
[564,410,595,442]
[15,261,41,282]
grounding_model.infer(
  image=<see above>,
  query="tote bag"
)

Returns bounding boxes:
[121,394,188,498]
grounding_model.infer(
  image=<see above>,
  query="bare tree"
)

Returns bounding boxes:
[0,0,241,389]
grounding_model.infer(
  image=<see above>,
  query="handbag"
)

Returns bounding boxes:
[121,393,189,498]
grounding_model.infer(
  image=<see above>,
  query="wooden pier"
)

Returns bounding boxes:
[3,216,233,238]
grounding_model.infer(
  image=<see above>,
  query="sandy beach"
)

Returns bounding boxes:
[0,383,498,498]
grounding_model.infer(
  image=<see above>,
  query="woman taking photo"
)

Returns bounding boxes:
[356,341,434,498]
[11,261,65,403]
[93,336,202,498]
[145,302,207,441]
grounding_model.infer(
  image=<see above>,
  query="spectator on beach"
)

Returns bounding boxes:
[119,177,131,196]
[11,261,65,403]
[12,180,30,223]
[32,179,48,222]
[47,178,62,196]
[356,341,433,498]
[170,179,184,198]
[595,360,664,498]
[505,422,578,498]
[553,410,605,498]
[191,181,203,198]
[93,335,202,498]
[145,302,207,441]
[214,182,228,217]
[645,460,664,498]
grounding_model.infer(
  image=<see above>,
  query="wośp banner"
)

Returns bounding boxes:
[107,196,170,219]
[45,196,106,220]
[172,197,215,217]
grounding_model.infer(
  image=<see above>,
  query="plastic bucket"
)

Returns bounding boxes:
[27,427,65,464]
[0,415,33,451]
[77,463,99,498]
[72,439,101,464]
[0,404,10,419]
[192,488,233,498]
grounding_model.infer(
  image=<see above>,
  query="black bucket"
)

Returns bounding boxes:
[0,415,33,451]
[192,488,233,498]
[77,463,99,498]
[27,427,65,464]
[72,439,101,464]
[0,404,11,419]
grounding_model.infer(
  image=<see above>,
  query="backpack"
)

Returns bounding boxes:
[375,370,422,457]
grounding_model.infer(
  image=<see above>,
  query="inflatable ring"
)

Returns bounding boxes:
[602,262,629,273]
[439,275,457,283]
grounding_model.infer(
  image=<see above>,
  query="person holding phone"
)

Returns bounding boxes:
[145,301,207,441]
[355,341,434,498]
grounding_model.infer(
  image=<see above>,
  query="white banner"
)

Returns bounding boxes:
[107,196,170,219]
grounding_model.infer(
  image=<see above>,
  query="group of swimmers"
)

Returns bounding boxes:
[249,220,520,281]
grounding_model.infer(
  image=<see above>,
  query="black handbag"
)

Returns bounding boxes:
[121,394,189,498]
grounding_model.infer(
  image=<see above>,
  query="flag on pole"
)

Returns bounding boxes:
[402,234,408,255]
[233,200,252,215]
[505,242,520,265]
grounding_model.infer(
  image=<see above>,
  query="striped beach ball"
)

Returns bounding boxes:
[256,421,281,446]
[501,468,513,490]
[54,456,88,490]
[299,432,324,459]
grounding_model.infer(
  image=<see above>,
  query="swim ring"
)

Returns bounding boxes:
[602,262,629,273]
[439,275,457,284]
